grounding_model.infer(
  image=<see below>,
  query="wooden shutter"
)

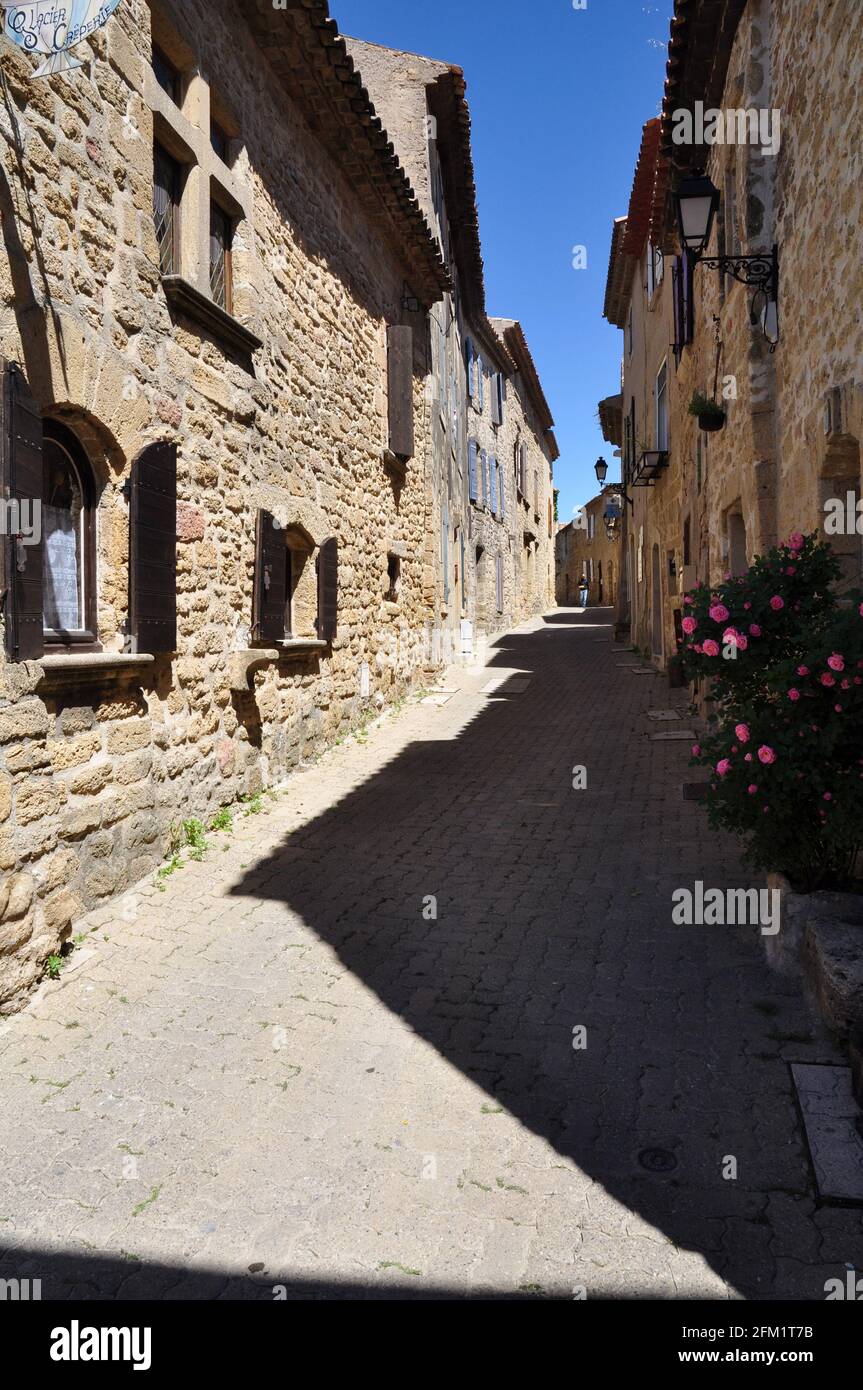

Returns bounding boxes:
[1,361,44,661]
[465,337,475,402]
[480,448,488,506]
[496,554,503,612]
[682,251,693,344]
[468,439,478,501]
[130,441,177,654]
[672,258,683,365]
[491,374,502,426]
[251,508,286,644]
[387,325,414,460]
[477,355,484,411]
[499,460,506,519]
[317,535,338,643]
[490,454,498,514]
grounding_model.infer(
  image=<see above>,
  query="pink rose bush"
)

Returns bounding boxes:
[684,534,863,889]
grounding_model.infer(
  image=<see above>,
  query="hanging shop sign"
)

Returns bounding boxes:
[1,1,124,78]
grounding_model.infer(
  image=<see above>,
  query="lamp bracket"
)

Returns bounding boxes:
[696,246,778,300]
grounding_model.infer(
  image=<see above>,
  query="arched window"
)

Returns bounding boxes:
[42,422,98,645]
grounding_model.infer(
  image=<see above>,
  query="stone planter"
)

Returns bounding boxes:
[765,873,863,1036]
[805,903,863,1039]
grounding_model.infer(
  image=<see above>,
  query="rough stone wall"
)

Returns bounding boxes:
[659,0,863,616]
[343,38,469,667]
[770,0,863,542]
[0,0,437,1012]
[619,243,684,664]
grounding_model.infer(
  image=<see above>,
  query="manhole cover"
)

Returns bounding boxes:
[638,1147,678,1173]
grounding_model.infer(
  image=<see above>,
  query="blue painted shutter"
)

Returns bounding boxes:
[480,448,488,506]
[465,337,474,403]
[468,438,478,501]
[499,459,505,519]
[478,356,484,411]
[490,454,498,514]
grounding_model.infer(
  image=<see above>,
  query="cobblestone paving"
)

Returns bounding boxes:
[1,610,861,1300]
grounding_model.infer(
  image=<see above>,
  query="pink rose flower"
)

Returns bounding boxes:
[821,673,836,687]
[744,753,753,762]
[797,665,809,676]
[841,679,850,690]
[702,639,720,657]
[709,604,729,624]
[747,785,758,795]
[749,624,761,637]
[757,745,776,765]
[743,602,751,611]
[835,704,843,713]
[827,653,845,671]
[788,688,800,701]
[735,723,750,743]
[823,792,832,802]
[716,759,732,777]
[788,532,804,551]
[785,566,796,576]
[769,595,784,611]
[736,634,748,651]
[681,616,697,635]
[683,595,692,605]
[691,744,701,757]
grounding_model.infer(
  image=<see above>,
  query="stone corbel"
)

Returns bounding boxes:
[227,649,279,691]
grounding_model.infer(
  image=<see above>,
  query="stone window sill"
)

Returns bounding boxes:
[37,653,155,689]
[277,639,328,656]
[161,275,263,356]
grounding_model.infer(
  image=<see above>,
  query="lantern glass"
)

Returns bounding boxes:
[675,174,719,254]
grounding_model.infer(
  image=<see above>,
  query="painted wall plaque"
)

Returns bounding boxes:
[1,1,124,78]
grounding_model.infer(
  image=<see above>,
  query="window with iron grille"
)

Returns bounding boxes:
[210,202,233,312]
[153,143,181,276]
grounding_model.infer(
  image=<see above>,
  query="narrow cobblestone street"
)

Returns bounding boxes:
[1,610,861,1300]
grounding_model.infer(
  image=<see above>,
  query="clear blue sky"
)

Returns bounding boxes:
[333,0,673,521]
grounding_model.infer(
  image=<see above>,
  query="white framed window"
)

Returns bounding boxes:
[647,240,664,299]
[655,358,668,451]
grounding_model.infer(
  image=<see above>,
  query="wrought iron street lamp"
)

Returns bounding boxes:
[594,456,608,485]
[674,172,779,342]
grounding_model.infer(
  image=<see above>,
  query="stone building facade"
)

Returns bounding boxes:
[555,485,622,609]
[344,39,558,660]
[0,0,454,1013]
[601,0,863,669]
[0,2,560,1014]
